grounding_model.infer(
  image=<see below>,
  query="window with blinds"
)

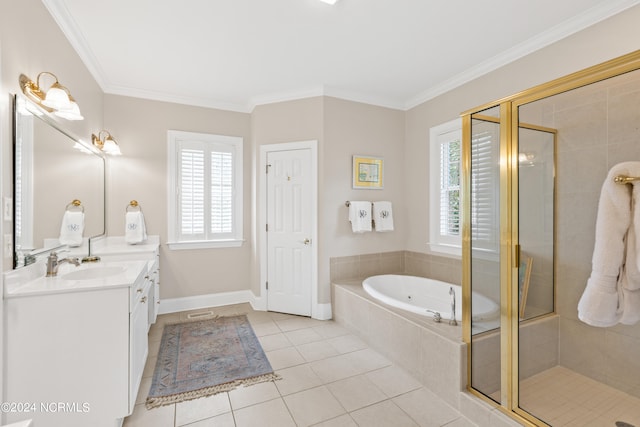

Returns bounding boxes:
[168,131,243,249]
[429,119,462,255]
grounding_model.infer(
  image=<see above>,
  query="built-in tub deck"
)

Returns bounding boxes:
[335,280,463,342]
[332,280,466,409]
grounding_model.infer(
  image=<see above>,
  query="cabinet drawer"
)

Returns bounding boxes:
[130,269,150,312]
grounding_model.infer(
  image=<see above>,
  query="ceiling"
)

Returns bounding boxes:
[43,0,640,113]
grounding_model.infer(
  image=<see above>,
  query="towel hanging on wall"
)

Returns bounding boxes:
[578,162,640,327]
[59,200,85,247]
[125,200,148,244]
[373,201,394,232]
[348,201,372,233]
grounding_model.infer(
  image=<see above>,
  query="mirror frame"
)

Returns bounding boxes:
[12,94,106,268]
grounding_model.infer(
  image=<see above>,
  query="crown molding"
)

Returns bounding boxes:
[43,0,640,113]
[404,0,640,110]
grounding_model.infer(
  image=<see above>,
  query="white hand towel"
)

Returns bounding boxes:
[59,211,85,247]
[578,162,640,327]
[373,201,394,232]
[348,201,372,233]
[125,211,148,244]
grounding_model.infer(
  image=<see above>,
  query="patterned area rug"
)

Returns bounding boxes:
[146,314,278,409]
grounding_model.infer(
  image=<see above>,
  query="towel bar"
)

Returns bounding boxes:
[126,200,142,212]
[614,174,640,184]
[65,199,84,212]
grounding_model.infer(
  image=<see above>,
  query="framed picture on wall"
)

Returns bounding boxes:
[353,155,384,189]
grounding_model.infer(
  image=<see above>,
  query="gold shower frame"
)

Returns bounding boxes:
[461,49,640,427]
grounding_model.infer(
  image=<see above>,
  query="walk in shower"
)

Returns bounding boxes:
[462,51,640,426]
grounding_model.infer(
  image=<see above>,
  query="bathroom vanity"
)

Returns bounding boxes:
[2,237,159,427]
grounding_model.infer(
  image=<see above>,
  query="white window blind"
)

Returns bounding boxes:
[470,122,499,253]
[168,131,243,249]
[210,151,233,234]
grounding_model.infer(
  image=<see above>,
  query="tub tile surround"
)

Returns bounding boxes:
[124,303,483,427]
[330,250,462,285]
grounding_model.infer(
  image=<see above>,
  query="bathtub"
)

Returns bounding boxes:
[363,274,499,321]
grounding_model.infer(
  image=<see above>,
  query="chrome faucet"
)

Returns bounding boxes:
[46,252,81,277]
[449,287,458,326]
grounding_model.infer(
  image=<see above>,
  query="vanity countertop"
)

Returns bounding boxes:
[89,235,160,255]
[4,260,149,299]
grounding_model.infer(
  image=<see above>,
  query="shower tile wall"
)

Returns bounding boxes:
[549,70,640,398]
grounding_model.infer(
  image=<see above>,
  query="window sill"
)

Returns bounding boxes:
[167,239,244,250]
[427,242,462,258]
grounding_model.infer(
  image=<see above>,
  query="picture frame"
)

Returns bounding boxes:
[352,155,384,189]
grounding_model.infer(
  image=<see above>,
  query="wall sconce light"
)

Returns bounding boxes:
[92,130,122,156]
[19,72,84,120]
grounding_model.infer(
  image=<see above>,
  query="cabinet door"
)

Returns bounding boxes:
[129,294,149,414]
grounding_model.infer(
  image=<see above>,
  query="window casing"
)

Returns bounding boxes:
[167,131,243,249]
[429,119,462,256]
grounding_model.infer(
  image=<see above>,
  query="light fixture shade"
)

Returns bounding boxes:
[102,137,122,155]
[318,0,339,4]
[54,100,84,121]
[42,82,72,110]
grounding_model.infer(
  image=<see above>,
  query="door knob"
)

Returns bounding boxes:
[303,238,311,245]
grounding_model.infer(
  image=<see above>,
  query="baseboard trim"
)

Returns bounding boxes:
[312,303,333,320]
[158,290,261,315]
[158,291,332,320]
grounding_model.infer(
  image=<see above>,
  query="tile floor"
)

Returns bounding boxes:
[519,366,640,427]
[123,303,478,427]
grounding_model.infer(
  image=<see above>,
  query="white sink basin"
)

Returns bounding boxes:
[62,266,126,281]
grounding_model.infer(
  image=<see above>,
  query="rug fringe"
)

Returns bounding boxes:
[145,372,281,409]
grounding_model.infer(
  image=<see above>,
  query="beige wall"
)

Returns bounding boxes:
[0,0,104,265]
[251,97,405,304]
[104,95,252,299]
[0,0,105,409]
[322,97,406,301]
[251,97,324,299]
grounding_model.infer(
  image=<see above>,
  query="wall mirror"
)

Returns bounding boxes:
[13,95,105,268]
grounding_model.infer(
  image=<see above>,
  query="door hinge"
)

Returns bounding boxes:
[266,223,268,232]
[515,244,521,267]
[266,164,271,174]
[266,281,268,290]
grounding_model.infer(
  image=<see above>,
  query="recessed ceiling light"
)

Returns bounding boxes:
[318,0,339,4]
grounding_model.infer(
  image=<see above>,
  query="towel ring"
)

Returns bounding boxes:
[126,200,142,212]
[65,199,84,213]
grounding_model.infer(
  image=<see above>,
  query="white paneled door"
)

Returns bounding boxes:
[266,148,312,316]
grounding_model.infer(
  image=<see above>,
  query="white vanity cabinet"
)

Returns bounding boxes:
[3,261,150,427]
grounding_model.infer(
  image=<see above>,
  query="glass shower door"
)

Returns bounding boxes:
[468,106,503,402]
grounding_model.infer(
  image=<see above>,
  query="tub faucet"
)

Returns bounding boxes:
[426,310,442,323]
[449,287,458,326]
[46,252,80,277]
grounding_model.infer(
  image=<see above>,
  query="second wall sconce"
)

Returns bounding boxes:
[19,72,84,120]
[92,130,122,156]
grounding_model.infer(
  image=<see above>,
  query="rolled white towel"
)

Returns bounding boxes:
[59,211,84,247]
[348,201,372,233]
[125,211,148,244]
[373,201,394,232]
[578,161,640,326]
